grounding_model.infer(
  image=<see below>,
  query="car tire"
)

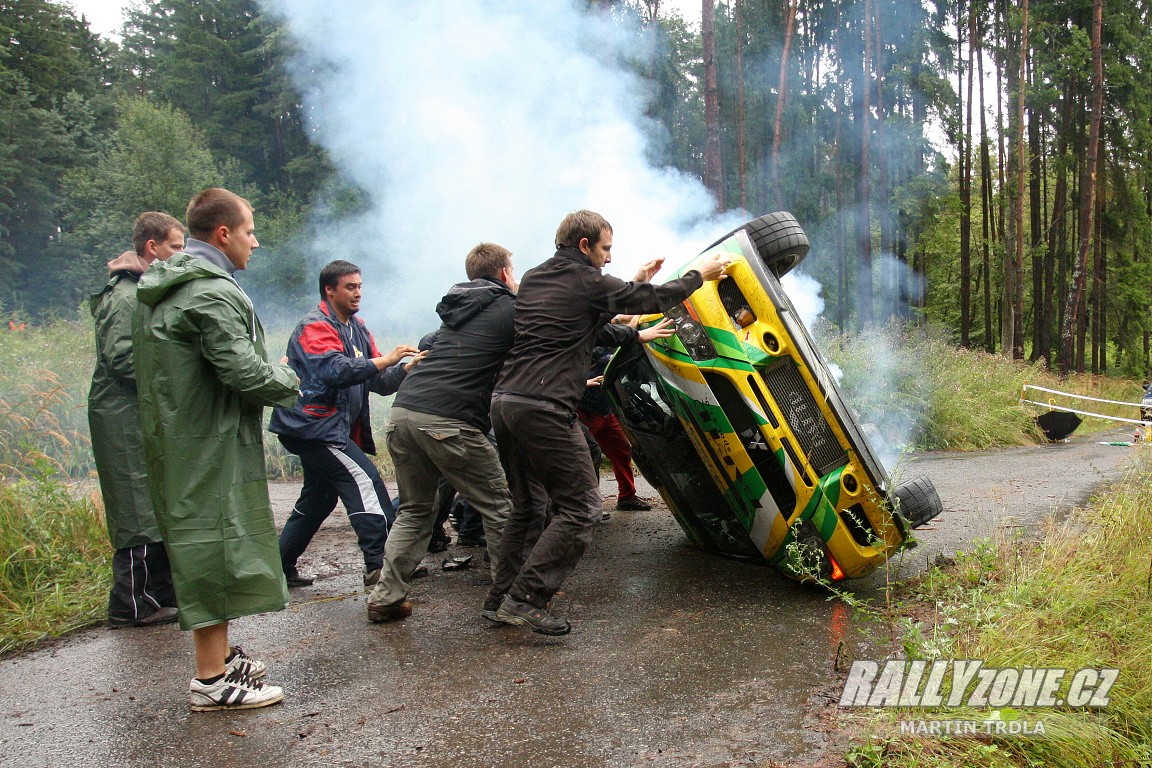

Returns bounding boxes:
[892,476,943,528]
[707,211,810,277]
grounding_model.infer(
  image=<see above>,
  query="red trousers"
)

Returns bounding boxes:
[576,409,638,501]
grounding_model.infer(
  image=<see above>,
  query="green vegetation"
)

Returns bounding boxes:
[844,454,1152,767]
[0,477,109,655]
[823,325,1139,451]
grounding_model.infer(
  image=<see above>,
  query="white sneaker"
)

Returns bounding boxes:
[189,669,284,711]
[225,646,266,679]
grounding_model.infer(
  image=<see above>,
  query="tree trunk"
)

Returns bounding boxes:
[855,0,874,330]
[1060,0,1103,375]
[770,0,798,211]
[959,0,975,346]
[702,0,724,208]
[735,0,748,210]
[1002,0,1027,359]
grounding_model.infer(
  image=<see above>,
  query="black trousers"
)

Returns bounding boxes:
[490,396,602,608]
[108,541,177,622]
[278,435,396,572]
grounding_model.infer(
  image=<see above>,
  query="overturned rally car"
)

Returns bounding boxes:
[603,212,942,582]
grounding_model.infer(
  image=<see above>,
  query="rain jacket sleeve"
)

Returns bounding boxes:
[186,286,300,408]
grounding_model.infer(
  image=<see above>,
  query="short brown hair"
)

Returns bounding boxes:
[555,209,612,249]
[132,211,184,256]
[185,188,251,240]
[465,243,512,281]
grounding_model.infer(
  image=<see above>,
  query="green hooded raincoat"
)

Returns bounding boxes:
[133,251,299,630]
[88,262,162,550]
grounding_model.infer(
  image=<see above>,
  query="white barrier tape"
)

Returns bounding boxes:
[1021,383,1145,409]
[1019,398,1151,427]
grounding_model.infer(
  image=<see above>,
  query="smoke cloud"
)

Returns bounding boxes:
[262,0,755,334]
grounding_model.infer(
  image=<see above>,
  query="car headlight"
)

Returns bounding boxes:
[664,303,717,361]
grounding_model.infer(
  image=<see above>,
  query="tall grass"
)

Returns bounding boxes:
[0,477,110,655]
[820,324,1140,451]
[846,453,1152,767]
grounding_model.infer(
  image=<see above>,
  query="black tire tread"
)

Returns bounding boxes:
[892,476,943,528]
[705,211,810,277]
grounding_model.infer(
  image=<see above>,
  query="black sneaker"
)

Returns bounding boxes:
[455,534,487,548]
[615,497,652,511]
[108,606,179,629]
[284,567,314,588]
[494,595,571,635]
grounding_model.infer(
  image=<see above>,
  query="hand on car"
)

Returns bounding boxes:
[638,317,675,343]
[696,253,731,281]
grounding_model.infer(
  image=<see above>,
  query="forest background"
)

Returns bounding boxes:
[0,0,1148,378]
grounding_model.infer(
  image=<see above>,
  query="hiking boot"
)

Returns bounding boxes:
[482,594,504,622]
[615,497,652,511]
[455,534,487,548]
[364,568,381,591]
[428,526,451,553]
[367,598,413,623]
[189,669,284,712]
[284,567,314,588]
[108,605,178,629]
[410,563,429,579]
[494,595,571,636]
[225,646,266,680]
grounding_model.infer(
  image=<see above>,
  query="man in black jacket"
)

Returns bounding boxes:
[366,243,519,623]
[489,209,730,635]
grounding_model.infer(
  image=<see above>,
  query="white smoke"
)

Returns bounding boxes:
[262,0,750,333]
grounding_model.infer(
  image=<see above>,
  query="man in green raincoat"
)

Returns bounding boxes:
[89,211,185,628]
[134,188,300,711]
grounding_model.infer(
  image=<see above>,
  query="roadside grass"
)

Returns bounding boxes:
[842,451,1152,767]
[0,477,109,655]
[821,324,1140,451]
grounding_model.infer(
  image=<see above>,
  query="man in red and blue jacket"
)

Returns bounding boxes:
[269,260,421,589]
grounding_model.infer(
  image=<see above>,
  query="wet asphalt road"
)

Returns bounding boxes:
[0,429,1140,768]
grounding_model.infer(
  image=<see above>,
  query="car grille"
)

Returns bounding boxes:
[759,359,848,477]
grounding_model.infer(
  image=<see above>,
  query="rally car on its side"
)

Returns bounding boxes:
[603,212,942,582]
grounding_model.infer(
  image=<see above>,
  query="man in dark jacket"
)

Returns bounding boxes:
[88,211,185,628]
[366,243,518,623]
[269,260,421,589]
[490,209,730,635]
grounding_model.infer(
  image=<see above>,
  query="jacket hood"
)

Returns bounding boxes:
[106,250,150,275]
[435,278,514,329]
[136,251,231,307]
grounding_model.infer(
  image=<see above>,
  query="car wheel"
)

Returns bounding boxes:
[892,476,943,528]
[707,211,810,277]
